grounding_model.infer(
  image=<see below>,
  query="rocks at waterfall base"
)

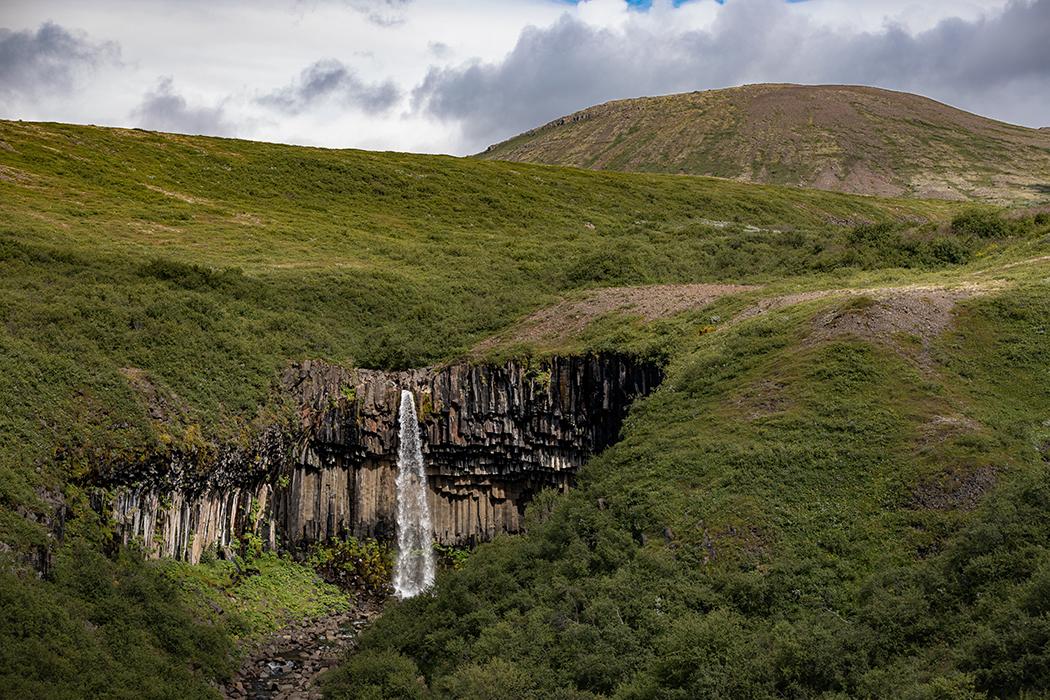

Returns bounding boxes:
[217,605,382,700]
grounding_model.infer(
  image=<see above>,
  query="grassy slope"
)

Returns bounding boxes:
[2,119,1050,698]
[476,84,1050,205]
[0,119,963,509]
[335,268,1050,700]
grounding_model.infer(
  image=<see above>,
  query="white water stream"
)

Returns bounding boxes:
[392,390,436,598]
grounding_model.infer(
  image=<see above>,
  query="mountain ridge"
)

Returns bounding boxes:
[477,83,1050,205]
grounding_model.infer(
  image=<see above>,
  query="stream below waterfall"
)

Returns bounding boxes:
[217,604,381,700]
[217,390,436,698]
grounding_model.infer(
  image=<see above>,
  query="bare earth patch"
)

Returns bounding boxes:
[472,283,760,352]
[733,284,992,375]
[232,212,268,226]
[127,221,183,234]
[0,163,40,187]
[914,414,984,448]
[731,379,794,420]
[805,288,973,371]
[1001,255,1050,269]
[143,182,213,205]
[119,367,191,425]
[909,464,997,511]
[26,211,71,229]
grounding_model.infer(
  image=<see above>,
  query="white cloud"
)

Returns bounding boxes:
[0,0,1045,155]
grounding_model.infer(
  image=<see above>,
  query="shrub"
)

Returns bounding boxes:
[320,649,428,700]
[928,237,971,264]
[307,537,394,598]
[950,208,1009,238]
[445,658,535,700]
[0,543,231,698]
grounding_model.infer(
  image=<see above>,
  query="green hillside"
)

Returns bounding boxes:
[477,84,1050,206]
[334,276,1050,699]
[0,119,965,497]
[2,118,1050,698]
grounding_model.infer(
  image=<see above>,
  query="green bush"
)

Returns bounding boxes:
[0,543,230,699]
[444,658,535,700]
[320,649,428,700]
[950,208,1009,238]
[307,537,393,597]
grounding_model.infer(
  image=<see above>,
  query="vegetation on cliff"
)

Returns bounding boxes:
[1,115,1049,697]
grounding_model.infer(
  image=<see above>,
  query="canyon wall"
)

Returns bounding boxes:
[105,355,662,561]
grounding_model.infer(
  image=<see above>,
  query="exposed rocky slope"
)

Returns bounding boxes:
[477,84,1050,204]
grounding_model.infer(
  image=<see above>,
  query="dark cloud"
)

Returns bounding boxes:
[427,41,453,60]
[780,0,1050,92]
[131,78,235,136]
[259,59,401,115]
[918,0,1050,87]
[0,22,120,99]
[412,15,656,149]
[413,0,1050,152]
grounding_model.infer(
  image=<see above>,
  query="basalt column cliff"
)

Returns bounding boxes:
[105,355,662,561]
[282,355,662,548]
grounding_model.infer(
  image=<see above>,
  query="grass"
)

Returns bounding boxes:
[3,118,1050,698]
[159,553,358,642]
[342,281,1050,699]
[477,85,1050,207]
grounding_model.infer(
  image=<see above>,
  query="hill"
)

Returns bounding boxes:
[2,119,1050,698]
[0,118,972,497]
[477,84,1050,205]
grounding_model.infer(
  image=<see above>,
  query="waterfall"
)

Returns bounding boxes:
[393,389,436,598]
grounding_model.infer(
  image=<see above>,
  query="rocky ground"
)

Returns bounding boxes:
[215,604,382,700]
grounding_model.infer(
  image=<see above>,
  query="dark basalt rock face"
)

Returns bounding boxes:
[283,354,662,549]
[106,355,662,562]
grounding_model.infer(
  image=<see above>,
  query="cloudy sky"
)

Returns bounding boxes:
[1,0,1047,155]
